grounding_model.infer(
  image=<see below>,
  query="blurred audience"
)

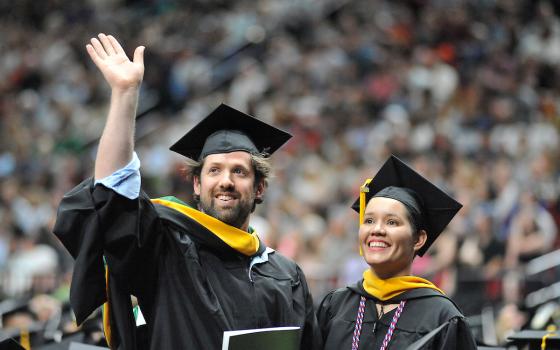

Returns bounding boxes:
[1,0,559,346]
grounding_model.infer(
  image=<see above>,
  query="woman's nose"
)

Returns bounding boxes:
[371,222,386,235]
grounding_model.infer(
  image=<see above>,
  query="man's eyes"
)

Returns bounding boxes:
[206,167,248,175]
[233,168,247,175]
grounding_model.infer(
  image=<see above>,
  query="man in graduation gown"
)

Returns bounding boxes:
[53,33,321,350]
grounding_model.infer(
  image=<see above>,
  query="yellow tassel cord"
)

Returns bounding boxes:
[19,328,30,350]
[359,178,372,256]
[542,325,558,350]
[103,266,112,348]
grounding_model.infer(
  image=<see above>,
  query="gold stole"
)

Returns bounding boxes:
[362,269,445,301]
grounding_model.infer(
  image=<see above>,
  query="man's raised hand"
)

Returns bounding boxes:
[86,33,145,91]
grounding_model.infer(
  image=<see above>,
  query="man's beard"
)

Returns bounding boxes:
[199,191,254,229]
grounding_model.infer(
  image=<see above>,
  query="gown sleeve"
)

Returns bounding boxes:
[434,316,478,350]
[53,178,163,325]
[316,290,335,343]
[296,265,323,350]
[406,316,478,350]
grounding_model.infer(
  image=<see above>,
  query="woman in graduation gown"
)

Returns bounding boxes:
[317,155,477,350]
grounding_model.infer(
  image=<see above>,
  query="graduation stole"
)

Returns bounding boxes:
[151,196,261,256]
[102,196,261,347]
[362,269,445,301]
[358,178,373,256]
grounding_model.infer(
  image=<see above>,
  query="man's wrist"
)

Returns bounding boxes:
[111,86,141,95]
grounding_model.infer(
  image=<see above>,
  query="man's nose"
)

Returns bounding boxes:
[218,171,235,189]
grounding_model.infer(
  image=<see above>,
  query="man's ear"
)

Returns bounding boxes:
[193,175,201,196]
[255,179,265,202]
[413,230,428,253]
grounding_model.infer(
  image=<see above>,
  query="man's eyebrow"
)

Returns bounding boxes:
[232,163,251,169]
[204,161,251,169]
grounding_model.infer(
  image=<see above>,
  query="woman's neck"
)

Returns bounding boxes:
[370,265,412,280]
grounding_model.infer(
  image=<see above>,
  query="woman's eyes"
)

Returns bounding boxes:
[364,218,399,225]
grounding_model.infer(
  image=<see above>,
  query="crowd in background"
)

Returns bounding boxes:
[1,0,560,346]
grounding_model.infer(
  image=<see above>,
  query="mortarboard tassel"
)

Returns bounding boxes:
[359,178,372,256]
[541,325,558,350]
[103,265,113,348]
[19,328,30,350]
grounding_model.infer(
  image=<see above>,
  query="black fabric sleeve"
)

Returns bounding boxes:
[405,316,477,350]
[295,265,323,350]
[53,178,105,324]
[316,290,335,344]
[432,316,478,350]
[53,178,162,324]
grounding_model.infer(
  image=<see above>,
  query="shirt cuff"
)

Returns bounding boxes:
[94,152,141,199]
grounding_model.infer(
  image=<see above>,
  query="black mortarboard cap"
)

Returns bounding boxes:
[35,331,109,350]
[351,155,462,256]
[34,332,84,350]
[0,324,45,349]
[169,104,292,160]
[0,338,25,350]
[68,344,109,350]
[0,299,34,324]
[506,330,560,350]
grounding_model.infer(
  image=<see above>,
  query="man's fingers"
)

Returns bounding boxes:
[107,35,127,56]
[90,38,108,59]
[133,46,145,67]
[85,44,102,66]
[98,33,117,55]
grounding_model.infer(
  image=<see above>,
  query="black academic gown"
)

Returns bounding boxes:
[53,179,322,350]
[317,281,477,350]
